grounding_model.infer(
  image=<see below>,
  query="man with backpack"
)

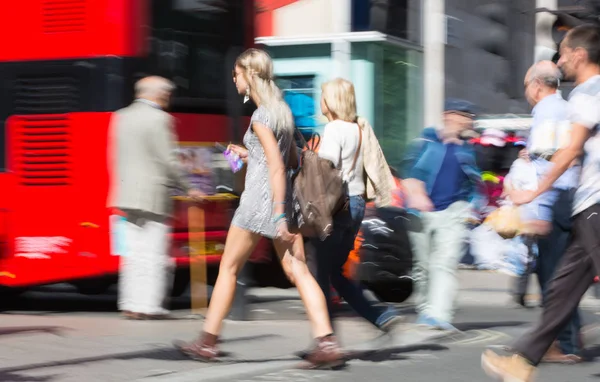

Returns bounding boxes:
[401,99,485,332]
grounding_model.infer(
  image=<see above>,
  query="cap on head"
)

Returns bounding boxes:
[444,98,478,117]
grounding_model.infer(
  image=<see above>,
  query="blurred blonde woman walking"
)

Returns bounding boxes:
[174,49,343,368]
[298,78,403,357]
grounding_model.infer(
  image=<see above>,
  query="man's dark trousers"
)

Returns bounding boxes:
[513,204,600,365]
[536,188,581,355]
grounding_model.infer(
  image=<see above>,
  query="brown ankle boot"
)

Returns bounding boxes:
[174,331,219,362]
[304,334,345,369]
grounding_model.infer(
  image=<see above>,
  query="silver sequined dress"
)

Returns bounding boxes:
[231,106,293,238]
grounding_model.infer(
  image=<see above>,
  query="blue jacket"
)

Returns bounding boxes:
[401,127,486,213]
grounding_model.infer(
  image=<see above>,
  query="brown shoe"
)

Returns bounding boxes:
[123,312,172,320]
[303,335,346,369]
[123,311,146,320]
[541,342,582,364]
[173,332,219,362]
[143,314,173,320]
[122,311,135,319]
[481,350,536,382]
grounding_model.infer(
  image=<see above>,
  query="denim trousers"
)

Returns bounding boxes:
[310,195,386,327]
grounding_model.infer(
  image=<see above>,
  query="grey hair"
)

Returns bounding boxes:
[134,76,176,98]
[527,61,562,89]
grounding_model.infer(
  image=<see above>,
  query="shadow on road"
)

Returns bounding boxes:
[347,343,448,363]
[0,326,70,337]
[453,321,528,331]
[0,333,282,376]
[0,372,58,382]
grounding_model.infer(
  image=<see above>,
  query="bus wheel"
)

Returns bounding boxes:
[0,286,25,298]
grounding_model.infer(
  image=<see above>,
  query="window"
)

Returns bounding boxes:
[0,124,5,171]
[367,43,423,170]
[277,75,321,139]
[140,1,246,113]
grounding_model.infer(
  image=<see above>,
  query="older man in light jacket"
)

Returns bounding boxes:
[107,76,203,319]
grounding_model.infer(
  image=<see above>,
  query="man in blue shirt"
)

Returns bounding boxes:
[402,99,485,331]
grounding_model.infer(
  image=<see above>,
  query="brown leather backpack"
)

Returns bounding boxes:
[291,126,362,241]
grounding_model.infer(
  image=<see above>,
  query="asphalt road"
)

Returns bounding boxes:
[3,272,600,381]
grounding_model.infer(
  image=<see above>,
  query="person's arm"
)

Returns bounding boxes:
[253,122,286,213]
[400,136,434,211]
[150,114,199,197]
[511,93,597,205]
[253,122,296,242]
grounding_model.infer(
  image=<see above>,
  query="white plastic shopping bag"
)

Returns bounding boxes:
[469,224,508,270]
[504,158,538,192]
[110,214,127,256]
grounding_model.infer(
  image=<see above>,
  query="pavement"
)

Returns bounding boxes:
[2,270,600,382]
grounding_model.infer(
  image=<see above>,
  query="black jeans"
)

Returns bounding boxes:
[513,204,600,365]
[309,196,386,328]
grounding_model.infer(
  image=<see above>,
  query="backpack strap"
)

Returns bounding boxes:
[293,128,308,149]
[349,123,363,172]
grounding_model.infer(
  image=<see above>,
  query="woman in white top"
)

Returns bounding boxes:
[305,78,402,342]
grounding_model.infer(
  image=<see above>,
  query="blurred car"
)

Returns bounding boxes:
[298,135,413,303]
[343,177,414,303]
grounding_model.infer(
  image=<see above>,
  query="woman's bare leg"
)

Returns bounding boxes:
[274,235,333,338]
[203,225,262,335]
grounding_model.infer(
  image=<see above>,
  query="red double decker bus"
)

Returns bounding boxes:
[0,0,273,296]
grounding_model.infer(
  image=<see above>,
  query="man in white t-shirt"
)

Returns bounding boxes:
[482,24,600,381]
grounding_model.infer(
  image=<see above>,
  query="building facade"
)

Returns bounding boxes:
[444,0,536,114]
[253,0,537,167]
[254,0,424,169]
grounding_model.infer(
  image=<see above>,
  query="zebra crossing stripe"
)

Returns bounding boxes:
[449,329,510,346]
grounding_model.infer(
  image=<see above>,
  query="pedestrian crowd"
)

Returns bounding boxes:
[107,23,600,381]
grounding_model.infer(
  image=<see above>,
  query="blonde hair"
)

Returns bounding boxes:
[321,78,358,123]
[235,48,294,136]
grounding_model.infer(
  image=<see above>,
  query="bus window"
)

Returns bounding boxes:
[0,123,4,171]
[139,1,246,114]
